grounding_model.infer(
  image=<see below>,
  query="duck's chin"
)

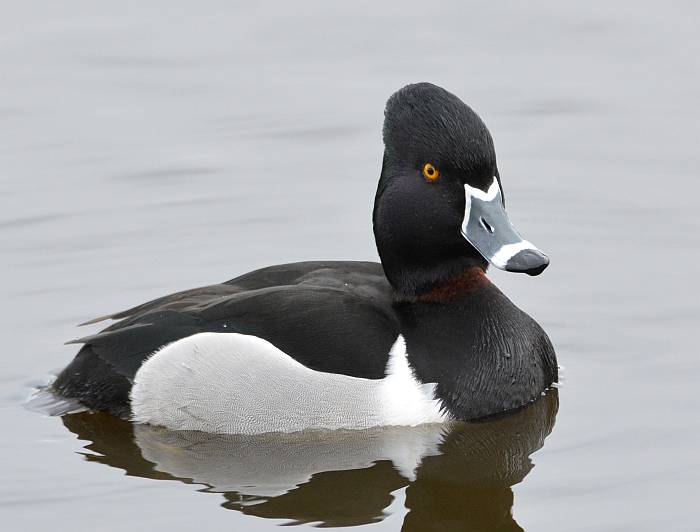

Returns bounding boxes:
[385,255,489,303]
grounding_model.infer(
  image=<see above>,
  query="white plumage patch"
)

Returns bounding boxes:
[130,332,448,434]
[379,336,447,426]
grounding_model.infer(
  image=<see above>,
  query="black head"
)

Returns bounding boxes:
[373,83,548,299]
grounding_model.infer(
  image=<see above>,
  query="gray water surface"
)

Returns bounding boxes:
[1,1,699,531]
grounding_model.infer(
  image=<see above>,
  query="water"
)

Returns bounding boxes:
[1,1,699,530]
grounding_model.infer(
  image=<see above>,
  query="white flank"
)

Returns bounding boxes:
[131,333,448,434]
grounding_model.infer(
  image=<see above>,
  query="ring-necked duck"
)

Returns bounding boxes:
[53,83,557,434]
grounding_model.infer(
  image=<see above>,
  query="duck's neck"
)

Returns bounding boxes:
[384,258,489,302]
[414,266,491,303]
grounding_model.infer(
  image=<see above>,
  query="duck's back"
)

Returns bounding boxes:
[53,261,399,418]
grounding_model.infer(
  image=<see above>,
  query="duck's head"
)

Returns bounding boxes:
[373,83,549,299]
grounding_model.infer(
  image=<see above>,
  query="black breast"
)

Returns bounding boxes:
[395,283,557,420]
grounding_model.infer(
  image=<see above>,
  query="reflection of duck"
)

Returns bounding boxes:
[62,389,558,529]
[54,82,557,433]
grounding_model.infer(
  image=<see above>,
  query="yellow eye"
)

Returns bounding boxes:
[422,162,439,182]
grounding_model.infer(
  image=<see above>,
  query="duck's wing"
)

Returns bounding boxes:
[53,261,398,417]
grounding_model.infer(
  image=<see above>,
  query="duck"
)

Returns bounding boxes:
[53,82,557,434]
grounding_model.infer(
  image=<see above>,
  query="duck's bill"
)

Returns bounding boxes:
[460,180,549,276]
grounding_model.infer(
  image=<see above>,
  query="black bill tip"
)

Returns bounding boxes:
[504,249,550,276]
